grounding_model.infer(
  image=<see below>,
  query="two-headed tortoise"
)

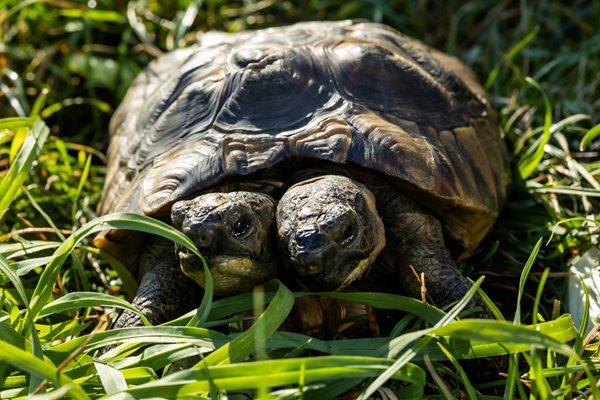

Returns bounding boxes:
[95,20,508,327]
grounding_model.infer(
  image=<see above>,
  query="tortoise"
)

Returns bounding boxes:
[95,19,508,327]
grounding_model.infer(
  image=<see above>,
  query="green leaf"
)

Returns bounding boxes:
[0,254,29,308]
[0,253,44,386]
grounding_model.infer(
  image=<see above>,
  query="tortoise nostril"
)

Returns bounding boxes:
[184,222,216,250]
[295,227,327,250]
[196,234,210,247]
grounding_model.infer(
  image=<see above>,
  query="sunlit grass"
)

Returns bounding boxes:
[1,0,600,398]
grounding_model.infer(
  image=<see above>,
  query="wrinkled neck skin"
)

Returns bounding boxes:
[284,166,483,312]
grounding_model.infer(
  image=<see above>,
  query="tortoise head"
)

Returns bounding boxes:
[171,191,279,296]
[276,175,385,291]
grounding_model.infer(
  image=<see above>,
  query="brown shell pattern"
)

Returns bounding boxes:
[98,20,509,252]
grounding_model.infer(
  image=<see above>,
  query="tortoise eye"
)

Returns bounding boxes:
[231,215,253,239]
[341,222,357,247]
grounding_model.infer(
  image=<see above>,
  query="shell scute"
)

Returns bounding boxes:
[98,20,508,253]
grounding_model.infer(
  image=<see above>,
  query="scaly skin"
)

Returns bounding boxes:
[375,187,489,316]
[115,238,201,328]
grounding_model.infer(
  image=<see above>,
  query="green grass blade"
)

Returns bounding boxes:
[58,8,126,23]
[23,188,66,241]
[104,356,425,398]
[0,117,50,220]
[528,184,600,197]
[316,291,445,324]
[517,78,553,179]
[45,326,229,364]
[70,154,93,222]
[171,0,203,47]
[579,123,600,151]
[485,26,539,89]
[38,292,150,325]
[273,378,364,400]
[0,117,34,130]
[0,254,30,308]
[94,361,128,395]
[436,341,478,400]
[262,314,576,360]
[0,240,60,258]
[532,268,550,325]
[359,277,484,399]
[430,319,577,358]
[0,253,44,389]
[109,344,206,372]
[423,355,454,400]
[0,341,89,399]
[187,248,212,327]
[0,320,28,349]
[514,237,542,325]
[199,279,294,366]
[529,348,552,399]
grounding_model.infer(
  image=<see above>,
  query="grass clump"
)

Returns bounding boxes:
[1,0,600,398]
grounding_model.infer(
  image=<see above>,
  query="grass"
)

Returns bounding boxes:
[1,0,600,398]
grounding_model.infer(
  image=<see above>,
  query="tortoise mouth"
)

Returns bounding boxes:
[294,256,371,292]
[178,249,278,295]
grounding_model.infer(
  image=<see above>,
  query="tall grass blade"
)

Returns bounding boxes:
[436,342,478,400]
[0,117,50,220]
[359,277,484,399]
[532,268,550,325]
[485,26,540,89]
[104,356,424,398]
[94,361,128,394]
[171,0,203,48]
[71,154,93,222]
[0,341,89,399]
[199,279,294,366]
[38,292,151,325]
[514,238,542,325]
[579,123,600,151]
[0,253,44,391]
[47,326,228,361]
[517,78,553,179]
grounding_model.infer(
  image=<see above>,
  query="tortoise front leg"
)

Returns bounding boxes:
[378,193,487,315]
[114,238,201,328]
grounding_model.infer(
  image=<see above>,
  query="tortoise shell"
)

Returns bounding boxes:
[97,20,508,255]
